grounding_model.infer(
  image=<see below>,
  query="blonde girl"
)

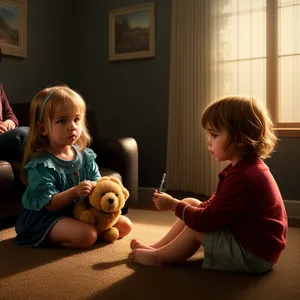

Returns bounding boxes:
[130,96,287,273]
[15,85,132,248]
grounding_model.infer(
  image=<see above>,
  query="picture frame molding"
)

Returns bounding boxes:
[0,0,27,58]
[109,2,155,61]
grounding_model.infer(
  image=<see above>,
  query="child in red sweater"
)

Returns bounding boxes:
[130,96,287,273]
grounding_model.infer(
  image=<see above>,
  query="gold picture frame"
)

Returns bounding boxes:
[0,0,27,58]
[109,3,155,61]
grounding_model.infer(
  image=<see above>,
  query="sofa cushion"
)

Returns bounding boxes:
[99,167,122,182]
[0,161,14,190]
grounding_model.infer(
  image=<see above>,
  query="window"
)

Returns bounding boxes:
[212,0,300,136]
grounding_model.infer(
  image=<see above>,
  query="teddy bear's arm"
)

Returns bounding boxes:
[73,201,97,226]
[73,201,87,220]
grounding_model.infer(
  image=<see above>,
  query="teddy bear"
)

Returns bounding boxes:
[73,176,129,242]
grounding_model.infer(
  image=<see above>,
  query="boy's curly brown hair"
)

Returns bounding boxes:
[201,96,278,159]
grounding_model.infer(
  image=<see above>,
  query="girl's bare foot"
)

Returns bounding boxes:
[130,239,154,250]
[130,249,162,267]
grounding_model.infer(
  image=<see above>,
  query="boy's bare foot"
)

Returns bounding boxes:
[130,239,154,250]
[130,249,162,267]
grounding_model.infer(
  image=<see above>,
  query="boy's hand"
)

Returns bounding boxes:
[74,180,94,197]
[152,190,174,211]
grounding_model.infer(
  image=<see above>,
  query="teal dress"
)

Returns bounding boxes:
[14,146,101,247]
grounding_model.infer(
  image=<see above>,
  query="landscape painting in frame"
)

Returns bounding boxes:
[109,3,155,61]
[0,0,27,58]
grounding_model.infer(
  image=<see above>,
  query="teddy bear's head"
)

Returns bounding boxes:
[89,176,129,213]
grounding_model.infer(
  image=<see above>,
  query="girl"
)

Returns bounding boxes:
[130,96,287,273]
[15,85,132,248]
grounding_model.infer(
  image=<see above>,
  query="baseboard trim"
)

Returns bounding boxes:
[138,187,160,203]
[284,200,300,218]
[138,188,300,220]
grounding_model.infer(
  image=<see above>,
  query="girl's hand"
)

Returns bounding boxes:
[74,180,94,197]
[152,190,174,211]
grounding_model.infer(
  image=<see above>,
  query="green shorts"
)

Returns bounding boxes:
[202,228,274,273]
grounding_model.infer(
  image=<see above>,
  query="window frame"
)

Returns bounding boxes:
[267,0,300,137]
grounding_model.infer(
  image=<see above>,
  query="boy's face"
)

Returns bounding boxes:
[205,128,240,165]
[42,103,83,150]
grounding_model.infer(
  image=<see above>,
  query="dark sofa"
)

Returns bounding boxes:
[0,102,139,222]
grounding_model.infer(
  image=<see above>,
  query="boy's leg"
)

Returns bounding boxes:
[131,197,202,250]
[130,217,186,250]
[131,226,205,267]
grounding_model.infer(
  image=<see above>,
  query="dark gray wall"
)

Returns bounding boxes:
[73,0,172,188]
[266,137,300,200]
[0,0,75,103]
[1,0,299,200]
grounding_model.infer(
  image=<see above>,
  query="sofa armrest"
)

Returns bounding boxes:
[91,137,138,203]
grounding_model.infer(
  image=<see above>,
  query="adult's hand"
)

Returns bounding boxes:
[0,122,8,135]
[2,119,16,131]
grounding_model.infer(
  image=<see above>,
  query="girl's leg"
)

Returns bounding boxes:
[114,215,132,239]
[131,226,205,267]
[131,198,202,250]
[46,218,98,249]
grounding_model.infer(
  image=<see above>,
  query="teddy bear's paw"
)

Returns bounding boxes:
[102,227,119,243]
[80,211,96,226]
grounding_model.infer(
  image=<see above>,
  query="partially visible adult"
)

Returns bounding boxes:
[0,46,29,161]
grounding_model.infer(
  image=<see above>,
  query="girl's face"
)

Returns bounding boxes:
[43,103,83,151]
[206,128,240,165]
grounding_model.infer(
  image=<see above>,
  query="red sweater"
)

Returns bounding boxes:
[175,155,287,263]
[0,84,18,126]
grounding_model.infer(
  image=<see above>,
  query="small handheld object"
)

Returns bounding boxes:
[158,173,166,193]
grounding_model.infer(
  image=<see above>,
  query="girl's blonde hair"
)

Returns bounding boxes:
[21,85,91,184]
[201,96,278,159]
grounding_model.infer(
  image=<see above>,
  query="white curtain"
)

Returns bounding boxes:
[166,0,227,196]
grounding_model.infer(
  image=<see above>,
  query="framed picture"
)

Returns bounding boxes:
[109,3,155,61]
[0,0,27,58]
